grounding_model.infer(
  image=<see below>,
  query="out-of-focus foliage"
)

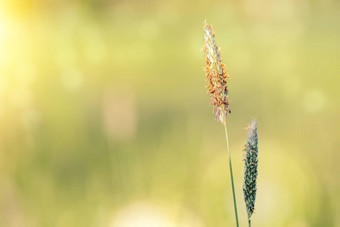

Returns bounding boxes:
[0,0,339,226]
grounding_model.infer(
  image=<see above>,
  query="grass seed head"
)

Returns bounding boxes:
[243,119,258,219]
[203,21,230,124]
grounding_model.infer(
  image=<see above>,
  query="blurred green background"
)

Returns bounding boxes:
[0,0,339,226]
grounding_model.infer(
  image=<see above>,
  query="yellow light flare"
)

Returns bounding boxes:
[0,13,9,98]
[0,0,36,18]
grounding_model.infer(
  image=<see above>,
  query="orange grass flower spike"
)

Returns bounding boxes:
[203,21,231,124]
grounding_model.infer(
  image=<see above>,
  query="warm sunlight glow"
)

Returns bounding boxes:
[0,16,6,61]
[111,202,174,227]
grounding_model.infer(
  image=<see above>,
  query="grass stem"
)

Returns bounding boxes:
[249,219,251,227]
[223,123,239,227]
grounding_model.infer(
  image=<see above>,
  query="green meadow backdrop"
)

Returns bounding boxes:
[0,0,339,226]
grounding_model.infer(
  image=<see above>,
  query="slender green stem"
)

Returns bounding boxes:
[223,123,239,227]
[248,219,251,227]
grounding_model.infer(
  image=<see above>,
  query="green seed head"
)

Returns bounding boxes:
[243,119,258,219]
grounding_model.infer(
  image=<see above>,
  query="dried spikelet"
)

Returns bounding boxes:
[243,119,258,219]
[203,21,231,124]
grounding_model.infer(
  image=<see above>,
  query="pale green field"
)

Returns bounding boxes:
[0,0,339,226]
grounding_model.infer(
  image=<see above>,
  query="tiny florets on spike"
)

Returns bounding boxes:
[243,119,258,219]
[203,20,231,124]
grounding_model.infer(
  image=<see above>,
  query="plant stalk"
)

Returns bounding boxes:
[248,219,251,227]
[223,123,239,227]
